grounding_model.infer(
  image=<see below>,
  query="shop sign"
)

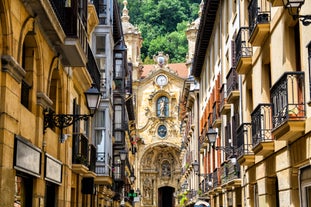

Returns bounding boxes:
[14,135,41,177]
[45,153,62,184]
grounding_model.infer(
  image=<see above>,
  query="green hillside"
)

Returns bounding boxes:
[119,0,201,63]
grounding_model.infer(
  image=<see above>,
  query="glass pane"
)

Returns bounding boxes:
[96,36,106,54]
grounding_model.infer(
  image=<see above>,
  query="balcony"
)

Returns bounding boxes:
[212,101,221,128]
[248,0,271,46]
[220,84,231,115]
[221,160,241,189]
[251,104,274,156]
[24,0,88,66]
[93,0,108,25]
[199,132,208,154]
[226,67,240,104]
[210,168,222,194]
[271,72,306,142]
[236,123,255,166]
[87,45,101,90]
[235,27,253,75]
[85,144,97,178]
[72,133,89,175]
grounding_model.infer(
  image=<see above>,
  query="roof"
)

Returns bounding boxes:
[141,63,188,79]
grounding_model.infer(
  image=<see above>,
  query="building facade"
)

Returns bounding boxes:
[187,0,311,207]
[0,0,134,207]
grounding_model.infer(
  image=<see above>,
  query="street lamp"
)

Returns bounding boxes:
[192,160,208,177]
[282,0,311,26]
[182,181,188,191]
[119,150,127,161]
[129,171,136,184]
[44,84,101,142]
[206,127,236,156]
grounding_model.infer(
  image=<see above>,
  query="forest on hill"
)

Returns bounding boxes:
[118,0,202,63]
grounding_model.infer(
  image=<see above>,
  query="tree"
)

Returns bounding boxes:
[120,0,201,63]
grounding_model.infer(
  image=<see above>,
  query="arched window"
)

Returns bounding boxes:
[21,33,37,112]
[157,96,169,117]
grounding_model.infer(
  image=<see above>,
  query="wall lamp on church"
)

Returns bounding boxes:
[282,0,311,26]
[44,84,101,143]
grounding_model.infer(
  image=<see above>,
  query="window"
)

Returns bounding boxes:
[96,35,106,55]
[21,33,36,111]
[300,165,311,207]
[157,96,169,117]
[114,105,122,129]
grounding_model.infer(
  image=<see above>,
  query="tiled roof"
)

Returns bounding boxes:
[141,63,188,79]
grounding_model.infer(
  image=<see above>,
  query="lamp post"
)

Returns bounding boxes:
[120,150,127,161]
[282,0,311,26]
[44,83,101,143]
[206,127,236,156]
[130,171,136,184]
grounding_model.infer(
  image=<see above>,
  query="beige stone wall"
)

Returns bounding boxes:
[0,0,95,206]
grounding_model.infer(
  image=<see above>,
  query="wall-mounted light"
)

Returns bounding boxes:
[282,0,311,26]
[119,150,127,161]
[44,84,101,143]
[182,181,188,191]
[206,127,236,156]
[129,171,136,184]
[192,160,209,177]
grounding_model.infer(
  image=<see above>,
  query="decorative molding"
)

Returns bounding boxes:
[1,55,26,83]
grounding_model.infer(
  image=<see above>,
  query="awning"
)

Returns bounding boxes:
[194,200,210,207]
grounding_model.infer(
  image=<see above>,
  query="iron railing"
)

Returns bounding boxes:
[270,72,305,129]
[72,133,89,166]
[87,45,101,90]
[226,67,239,96]
[236,123,253,158]
[248,0,271,36]
[235,27,253,63]
[251,104,273,146]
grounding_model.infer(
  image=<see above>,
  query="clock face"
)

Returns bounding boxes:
[156,75,168,86]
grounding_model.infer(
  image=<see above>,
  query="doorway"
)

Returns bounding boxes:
[158,186,174,207]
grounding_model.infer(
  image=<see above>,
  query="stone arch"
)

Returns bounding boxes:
[139,142,181,168]
[0,0,13,55]
[139,143,181,206]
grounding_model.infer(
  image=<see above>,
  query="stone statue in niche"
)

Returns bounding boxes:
[143,178,153,204]
[161,160,171,177]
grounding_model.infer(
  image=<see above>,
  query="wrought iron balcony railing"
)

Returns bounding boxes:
[87,45,101,90]
[248,0,271,36]
[93,0,108,25]
[72,133,89,166]
[235,27,253,63]
[226,67,239,96]
[212,168,220,188]
[270,72,305,129]
[95,152,110,175]
[236,144,254,159]
[221,160,241,185]
[89,144,96,172]
[251,104,273,146]
[236,123,253,158]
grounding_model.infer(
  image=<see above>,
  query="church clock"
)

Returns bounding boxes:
[156,75,168,86]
